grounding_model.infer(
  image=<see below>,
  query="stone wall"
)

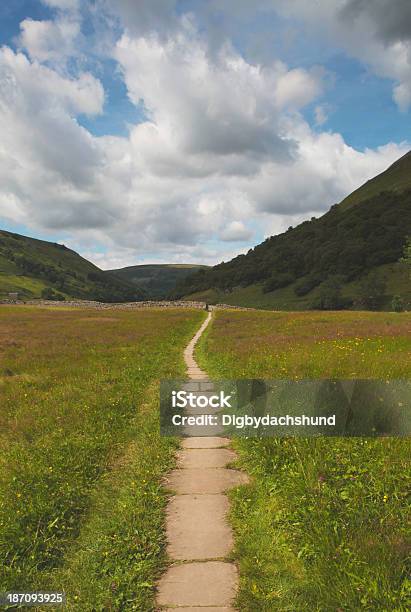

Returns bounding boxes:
[0,299,253,310]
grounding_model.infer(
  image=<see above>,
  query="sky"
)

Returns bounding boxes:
[0,0,410,269]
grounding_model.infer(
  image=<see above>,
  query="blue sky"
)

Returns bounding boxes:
[0,0,409,268]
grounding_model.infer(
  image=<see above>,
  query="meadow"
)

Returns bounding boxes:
[0,306,204,609]
[197,310,411,611]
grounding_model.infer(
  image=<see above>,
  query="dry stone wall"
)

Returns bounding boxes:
[0,299,253,310]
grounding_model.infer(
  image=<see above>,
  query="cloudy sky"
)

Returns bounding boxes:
[0,0,410,269]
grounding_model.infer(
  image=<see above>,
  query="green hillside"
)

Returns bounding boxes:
[177,151,411,310]
[339,150,411,210]
[109,263,209,298]
[0,230,144,302]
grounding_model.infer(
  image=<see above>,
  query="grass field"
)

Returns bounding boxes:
[0,306,205,609]
[197,310,411,611]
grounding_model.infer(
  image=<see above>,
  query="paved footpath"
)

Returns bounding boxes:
[156,311,248,611]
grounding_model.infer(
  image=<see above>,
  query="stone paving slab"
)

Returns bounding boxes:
[181,381,215,392]
[183,391,217,399]
[167,468,248,494]
[181,437,230,448]
[184,401,221,415]
[183,424,225,437]
[184,406,220,416]
[187,373,208,381]
[181,382,202,391]
[166,494,233,560]
[198,382,215,390]
[157,561,237,608]
[176,449,236,469]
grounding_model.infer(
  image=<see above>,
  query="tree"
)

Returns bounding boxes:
[294,274,322,297]
[401,237,411,272]
[358,273,386,310]
[262,272,294,293]
[391,295,405,312]
[311,276,347,310]
[41,287,65,301]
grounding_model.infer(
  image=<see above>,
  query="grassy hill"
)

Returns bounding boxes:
[177,151,411,310]
[339,150,411,210]
[0,230,144,302]
[109,263,209,299]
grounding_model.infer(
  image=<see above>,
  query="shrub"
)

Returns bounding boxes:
[391,295,405,312]
[310,276,349,310]
[262,273,294,293]
[294,274,323,297]
[41,287,65,301]
[358,272,386,310]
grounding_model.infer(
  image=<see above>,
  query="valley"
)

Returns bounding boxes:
[1,3,410,610]
[109,263,209,299]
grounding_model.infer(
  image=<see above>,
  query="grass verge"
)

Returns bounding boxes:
[197,309,411,611]
[0,306,204,608]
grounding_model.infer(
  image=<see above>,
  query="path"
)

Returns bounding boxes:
[156,311,248,611]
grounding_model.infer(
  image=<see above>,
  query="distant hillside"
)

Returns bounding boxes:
[176,151,411,310]
[109,263,209,299]
[0,230,144,302]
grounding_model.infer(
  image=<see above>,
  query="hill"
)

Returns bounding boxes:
[176,151,411,310]
[109,263,209,299]
[0,230,144,302]
[339,150,411,210]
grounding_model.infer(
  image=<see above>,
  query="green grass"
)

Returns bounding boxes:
[54,383,177,611]
[186,283,312,310]
[0,306,205,609]
[339,151,411,210]
[0,272,49,297]
[197,309,411,611]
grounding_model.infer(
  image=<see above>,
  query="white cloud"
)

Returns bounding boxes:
[0,47,104,116]
[393,76,411,112]
[274,66,324,110]
[220,221,253,242]
[314,105,328,126]
[19,17,80,63]
[101,0,177,37]
[114,26,325,166]
[0,47,106,229]
[41,0,79,10]
[0,8,409,268]
[274,0,411,111]
[242,127,408,217]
